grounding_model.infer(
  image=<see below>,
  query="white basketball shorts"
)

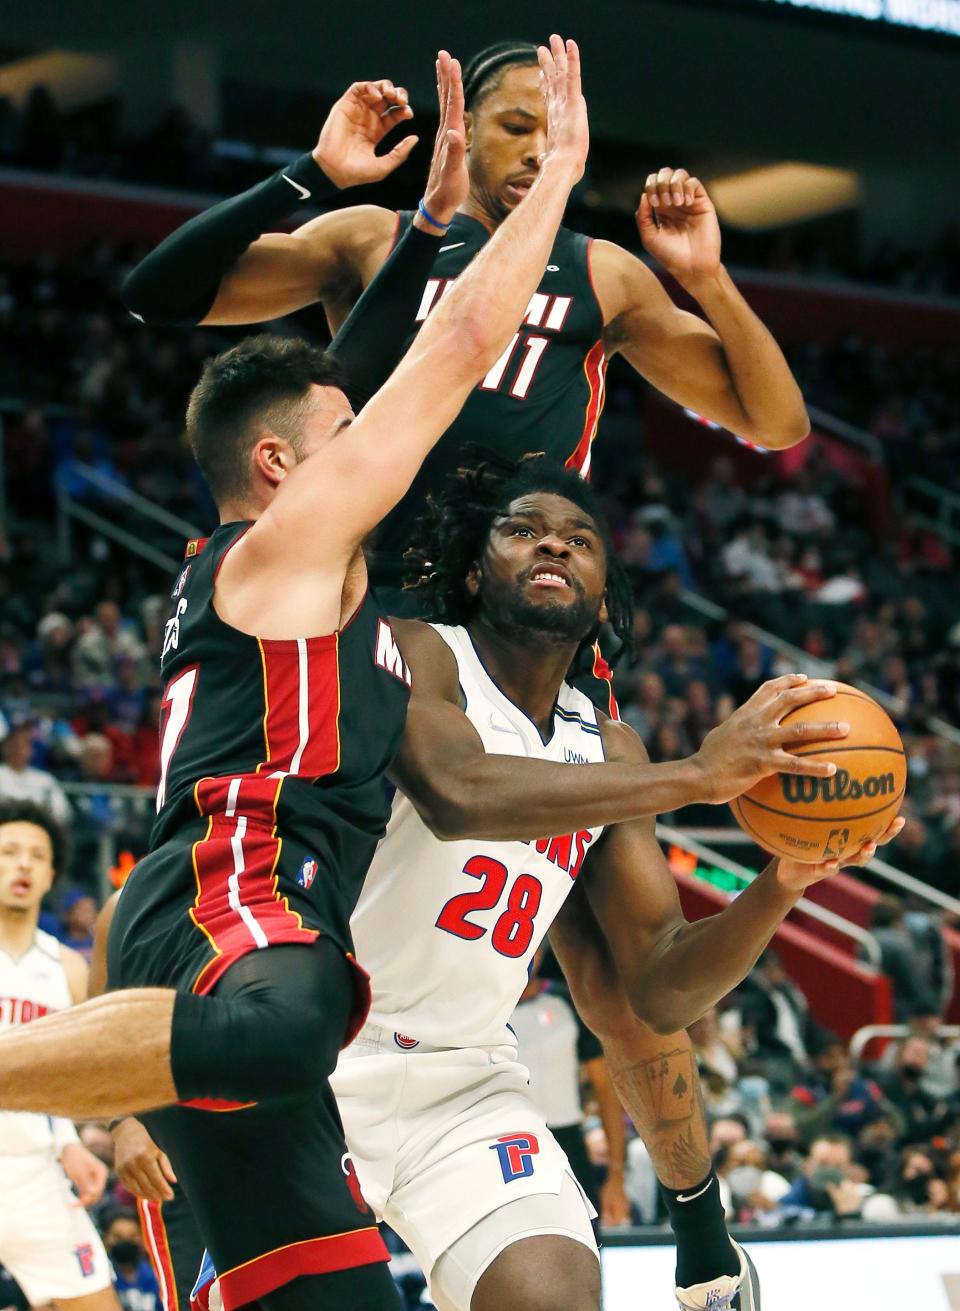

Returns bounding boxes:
[331,1025,598,1290]
[0,1151,112,1302]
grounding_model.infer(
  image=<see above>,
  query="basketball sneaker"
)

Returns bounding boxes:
[674,1240,760,1310]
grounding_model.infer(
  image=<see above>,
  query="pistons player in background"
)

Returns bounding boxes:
[0,802,119,1311]
[112,458,898,1311]
[121,35,810,1306]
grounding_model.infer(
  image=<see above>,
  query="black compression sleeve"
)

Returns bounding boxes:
[327,218,442,408]
[120,153,340,326]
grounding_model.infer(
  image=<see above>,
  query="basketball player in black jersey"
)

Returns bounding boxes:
[120,37,809,1305]
[123,39,809,605]
[0,39,590,1311]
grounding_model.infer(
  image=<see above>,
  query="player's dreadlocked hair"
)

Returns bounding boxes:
[462,41,540,110]
[404,451,635,669]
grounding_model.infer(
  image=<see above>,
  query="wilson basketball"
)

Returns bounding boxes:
[730,683,906,864]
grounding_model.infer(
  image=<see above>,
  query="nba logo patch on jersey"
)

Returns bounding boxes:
[171,564,191,599]
[394,1032,419,1050]
[298,858,318,889]
[490,1133,540,1183]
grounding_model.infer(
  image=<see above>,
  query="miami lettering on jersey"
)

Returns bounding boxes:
[374,620,412,687]
[0,996,50,1025]
[490,1133,540,1183]
[416,281,575,401]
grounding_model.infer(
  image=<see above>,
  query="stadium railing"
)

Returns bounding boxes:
[850,1024,960,1062]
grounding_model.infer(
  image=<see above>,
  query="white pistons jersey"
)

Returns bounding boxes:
[0,930,71,1153]
[351,624,606,1050]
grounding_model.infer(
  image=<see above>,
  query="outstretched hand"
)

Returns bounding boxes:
[776,816,906,893]
[539,35,589,182]
[417,51,469,231]
[313,79,417,189]
[637,167,722,282]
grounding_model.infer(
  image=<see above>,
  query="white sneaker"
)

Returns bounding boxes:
[675,1240,760,1310]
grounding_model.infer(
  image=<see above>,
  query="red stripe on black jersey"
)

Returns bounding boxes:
[190,779,318,995]
[565,339,607,478]
[256,635,341,779]
[138,1200,179,1311]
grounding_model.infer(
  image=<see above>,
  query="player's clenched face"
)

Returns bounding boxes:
[471,492,609,645]
[0,822,55,913]
[466,65,548,224]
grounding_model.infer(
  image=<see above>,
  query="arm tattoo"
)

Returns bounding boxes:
[606,1039,712,1191]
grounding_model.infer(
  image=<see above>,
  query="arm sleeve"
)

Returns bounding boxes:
[326,217,441,409]
[120,153,341,325]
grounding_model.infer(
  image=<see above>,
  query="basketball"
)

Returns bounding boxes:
[730,683,907,864]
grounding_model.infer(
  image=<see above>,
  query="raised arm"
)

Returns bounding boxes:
[121,78,419,328]
[242,40,587,615]
[591,168,809,449]
[390,622,851,840]
[581,728,904,1034]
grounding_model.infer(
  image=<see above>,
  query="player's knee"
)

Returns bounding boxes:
[471,1237,600,1311]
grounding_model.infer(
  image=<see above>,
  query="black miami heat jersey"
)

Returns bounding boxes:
[110,523,411,999]
[372,212,606,579]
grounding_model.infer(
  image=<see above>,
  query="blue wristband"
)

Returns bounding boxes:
[418,198,452,231]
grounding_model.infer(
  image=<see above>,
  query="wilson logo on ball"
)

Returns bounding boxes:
[780,769,896,805]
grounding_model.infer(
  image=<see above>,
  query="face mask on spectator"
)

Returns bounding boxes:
[767,1138,796,1155]
[901,1064,925,1080]
[728,1166,764,1199]
[903,1173,932,1205]
[108,1240,142,1267]
[808,1164,845,1210]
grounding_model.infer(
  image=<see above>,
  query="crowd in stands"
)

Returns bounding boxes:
[618,951,960,1228]
[4,80,960,295]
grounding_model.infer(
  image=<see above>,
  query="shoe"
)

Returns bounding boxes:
[675,1240,760,1310]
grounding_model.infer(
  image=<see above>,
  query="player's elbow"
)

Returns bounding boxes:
[412,785,478,842]
[745,407,811,451]
[627,980,693,1036]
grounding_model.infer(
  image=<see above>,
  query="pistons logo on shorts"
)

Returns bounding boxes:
[298,858,318,890]
[73,1243,96,1277]
[490,1133,540,1183]
[394,1032,419,1050]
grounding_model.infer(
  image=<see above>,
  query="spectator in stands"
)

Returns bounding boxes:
[790,1031,903,1145]
[70,602,147,691]
[761,1110,804,1183]
[737,951,811,1093]
[101,1209,159,1311]
[886,1147,952,1217]
[873,1036,949,1146]
[58,888,98,961]
[774,1134,885,1220]
[888,1005,960,1100]
[722,1138,791,1218]
[698,456,748,538]
[0,715,71,823]
[869,897,938,1020]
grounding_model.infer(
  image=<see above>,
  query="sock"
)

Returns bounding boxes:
[660,1171,740,1287]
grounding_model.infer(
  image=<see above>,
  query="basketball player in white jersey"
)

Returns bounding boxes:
[0,802,119,1311]
[151,455,896,1311]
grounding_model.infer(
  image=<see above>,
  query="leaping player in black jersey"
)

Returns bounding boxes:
[120,35,811,1308]
[0,39,591,1311]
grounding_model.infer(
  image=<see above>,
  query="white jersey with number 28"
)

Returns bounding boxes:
[350,624,606,1050]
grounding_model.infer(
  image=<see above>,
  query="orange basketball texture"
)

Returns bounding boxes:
[730,684,906,864]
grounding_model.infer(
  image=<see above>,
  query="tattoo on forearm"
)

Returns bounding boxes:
[607,1040,711,1191]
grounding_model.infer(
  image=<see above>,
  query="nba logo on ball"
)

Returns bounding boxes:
[297,858,318,889]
